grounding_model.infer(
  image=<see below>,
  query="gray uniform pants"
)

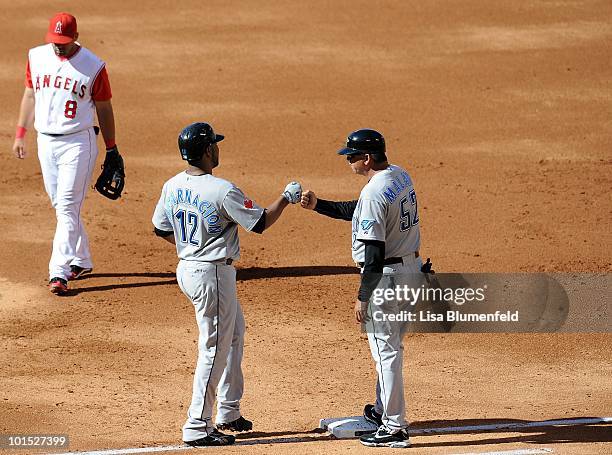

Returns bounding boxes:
[177,260,245,442]
[365,255,423,432]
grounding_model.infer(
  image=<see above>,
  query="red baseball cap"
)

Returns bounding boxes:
[45,13,77,44]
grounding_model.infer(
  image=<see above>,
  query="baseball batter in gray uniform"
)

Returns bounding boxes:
[301,129,424,448]
[152,122,302,447]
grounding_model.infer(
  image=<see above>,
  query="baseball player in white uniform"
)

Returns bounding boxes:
[152,122,302,447]
[301,128,425,448]
[12,12,122,295]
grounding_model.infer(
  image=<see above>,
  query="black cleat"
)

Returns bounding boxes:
[360,426,411,448]
[49,277,68,295]
[184,429,235,446]
[363,404,383,427]
[217,416,253,432]
[68,265,92,280]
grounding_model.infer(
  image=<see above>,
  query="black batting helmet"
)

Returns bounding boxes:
[337,128,385,156]
[178,122,224,161]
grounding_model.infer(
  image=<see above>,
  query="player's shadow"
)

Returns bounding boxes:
[232,429,332,446]
[243,418,611,448]
[64,279,177,295]
[82,272,176,279]
[63,272,177,295]
[236,265,358,281]
[406,417,611,449]
[68,266,357,294]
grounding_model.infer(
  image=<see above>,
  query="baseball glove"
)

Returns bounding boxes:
[282,181,302,204]
[95,146,125,200]
[421,257,435,274]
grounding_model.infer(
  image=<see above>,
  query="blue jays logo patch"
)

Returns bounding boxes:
[361,219,376,231]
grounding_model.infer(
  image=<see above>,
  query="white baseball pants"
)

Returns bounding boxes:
[177,260,245,442]
[37,129,98,280]
[365,255,424,432]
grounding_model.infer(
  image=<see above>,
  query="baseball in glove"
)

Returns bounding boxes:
[95,145,125,200]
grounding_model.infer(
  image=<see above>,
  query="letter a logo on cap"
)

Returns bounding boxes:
[46,13,77,44]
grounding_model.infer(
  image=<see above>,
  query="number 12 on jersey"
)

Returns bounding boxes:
[399,189,419,232]
[174,209,200,246]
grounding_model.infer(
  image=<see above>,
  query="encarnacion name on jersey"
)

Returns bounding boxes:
[165,188,222,234]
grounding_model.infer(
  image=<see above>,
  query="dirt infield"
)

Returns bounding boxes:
[1,1,610,454]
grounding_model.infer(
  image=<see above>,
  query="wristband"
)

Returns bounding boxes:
[16,126,27,139]
[104,138,116,149]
